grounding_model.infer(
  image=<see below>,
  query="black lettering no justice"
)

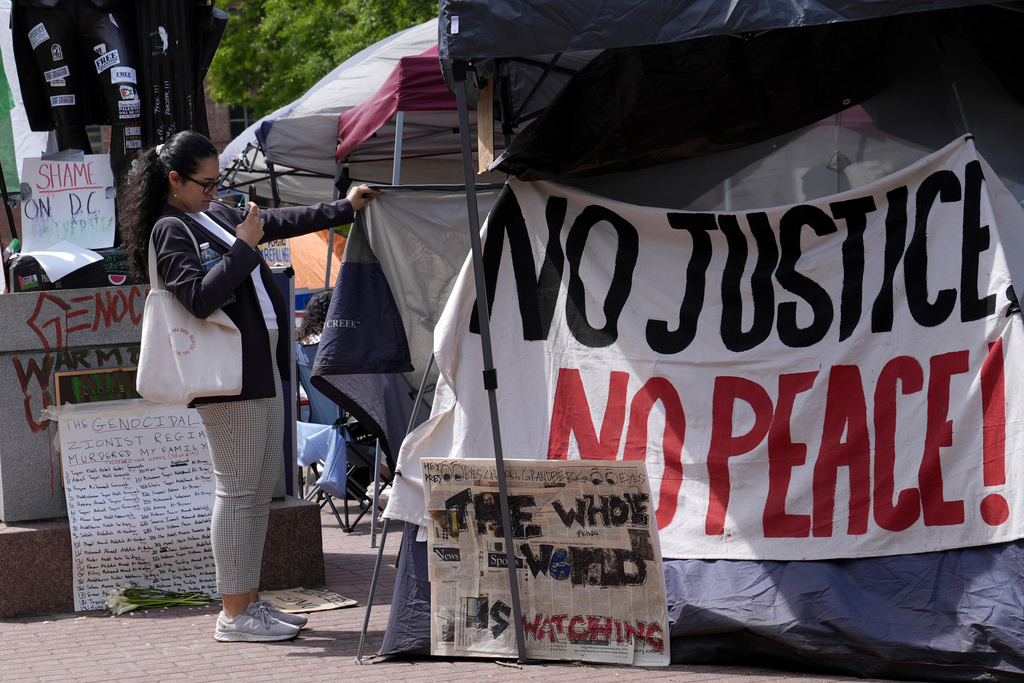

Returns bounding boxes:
[471,160,997,352]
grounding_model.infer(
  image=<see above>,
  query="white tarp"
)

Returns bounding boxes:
[385,135,1024,561]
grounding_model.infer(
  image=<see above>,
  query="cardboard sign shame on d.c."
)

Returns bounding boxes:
[20,155,116,252]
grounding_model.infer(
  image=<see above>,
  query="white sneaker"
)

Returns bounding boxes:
[251,599,308,628]
[214,603,300,642]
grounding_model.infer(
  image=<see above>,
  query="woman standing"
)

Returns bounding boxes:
[119,130,381,642]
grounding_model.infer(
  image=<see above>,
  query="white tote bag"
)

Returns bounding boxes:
[136,225,243,404]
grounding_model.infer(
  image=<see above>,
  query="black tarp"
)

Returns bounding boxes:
[486,6,1024,180]
[437,0,1003,61]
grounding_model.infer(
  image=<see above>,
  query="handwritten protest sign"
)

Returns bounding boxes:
[21,154,116,252]
[422,458,670,665]
[55,399,216,611]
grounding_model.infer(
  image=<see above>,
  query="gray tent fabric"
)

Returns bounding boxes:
[311,187,501,463]
[370,1,1024,678]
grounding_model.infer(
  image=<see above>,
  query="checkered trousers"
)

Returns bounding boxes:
[196,329,284,596]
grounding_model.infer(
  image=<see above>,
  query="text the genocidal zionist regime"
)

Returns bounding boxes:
[422,458,670,666]
[56,400,216,611]
[397,136,1024,562]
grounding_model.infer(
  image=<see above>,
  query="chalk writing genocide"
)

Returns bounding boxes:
[11,287,146,433]
[473,160,996,351]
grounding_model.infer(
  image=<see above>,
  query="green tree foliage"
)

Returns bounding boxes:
[209,0,438,117]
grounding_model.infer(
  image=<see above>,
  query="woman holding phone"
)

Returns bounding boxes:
[119,130,382,642]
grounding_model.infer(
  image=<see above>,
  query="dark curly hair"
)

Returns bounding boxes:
[117,130,218,283]
[297,289,332,344]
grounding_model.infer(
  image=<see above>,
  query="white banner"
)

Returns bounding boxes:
[387,137,1024,561]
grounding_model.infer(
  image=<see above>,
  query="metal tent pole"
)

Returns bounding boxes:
[355,516,393,664]
[392,111,405,185]
[357,350,435,656]
[325,164,346,290]
[452,60,529,664]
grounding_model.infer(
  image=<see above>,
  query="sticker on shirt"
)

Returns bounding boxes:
[150,26,169,57]
[118,99,141,119]
[119,85,138,100]
[28,23,49,50]
[51,44,63,62]
[93,43,107,55]
[50,95,75,107]
[44,66,71,83]
[94,49,121,74]
[50,78,66,87]
[110,66,136,84]
[125,124,142,138]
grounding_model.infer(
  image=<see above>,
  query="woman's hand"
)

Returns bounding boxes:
[237,201,265,247]
[347,184,384,211]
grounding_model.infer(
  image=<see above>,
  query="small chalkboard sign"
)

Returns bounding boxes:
[56,367,141,405]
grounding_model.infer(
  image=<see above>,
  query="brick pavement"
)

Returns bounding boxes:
[0,502,899,683]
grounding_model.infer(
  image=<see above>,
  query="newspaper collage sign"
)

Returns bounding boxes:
[388,136,1024,562]
[422,458,670,665]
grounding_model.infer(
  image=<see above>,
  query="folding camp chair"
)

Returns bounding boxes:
[296,342,340,426]
[296,342,347,528]
[296,342,386,532]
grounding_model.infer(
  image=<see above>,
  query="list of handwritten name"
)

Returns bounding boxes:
[59,403,216,611]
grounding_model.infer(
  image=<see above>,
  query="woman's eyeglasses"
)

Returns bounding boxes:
[180,174,219,194]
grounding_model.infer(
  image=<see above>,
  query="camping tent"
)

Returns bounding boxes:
[373,0,1024,678]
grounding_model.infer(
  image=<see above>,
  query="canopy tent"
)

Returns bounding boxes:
[371,0,1024,678]
[217,19,439,206]
[333,47,505,186]
[218,18,507,208]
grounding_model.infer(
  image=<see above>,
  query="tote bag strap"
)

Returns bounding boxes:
[147,217,202,291]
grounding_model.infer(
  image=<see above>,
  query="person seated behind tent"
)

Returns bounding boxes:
[297,289,332,345]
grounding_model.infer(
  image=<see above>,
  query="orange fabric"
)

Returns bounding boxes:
[289,231,347,290]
